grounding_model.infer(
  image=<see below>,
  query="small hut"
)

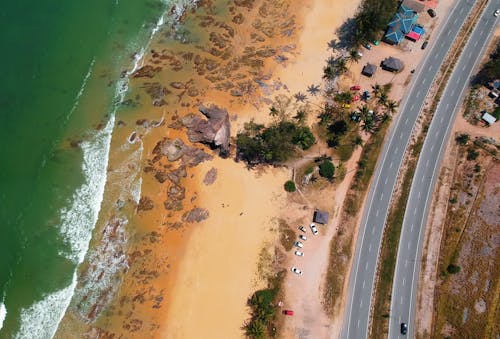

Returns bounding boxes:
[362,63,377,77]
[313,210,329,224]
[381,57,404,72]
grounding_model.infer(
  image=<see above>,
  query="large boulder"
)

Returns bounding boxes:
[182,105,231,157]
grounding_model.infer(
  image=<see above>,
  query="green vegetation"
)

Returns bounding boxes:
[243,272,285,338]
[353,0,399,44]
[236,120,315,165]
[473,41,500,84]
[455,133,470,145]
[284,180,296,192]
[466,147,479,161]
[446,263,461,274]
[319,160,335,180]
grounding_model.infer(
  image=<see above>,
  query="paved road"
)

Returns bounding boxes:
[388,1,500,338]
[341,1,476,338]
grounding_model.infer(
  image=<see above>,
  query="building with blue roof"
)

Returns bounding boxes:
[383,5,418,45]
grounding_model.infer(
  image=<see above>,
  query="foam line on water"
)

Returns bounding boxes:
[58,114,115,264]
[65,58,96,124]
[0,299,6,331]
[14,274,77,339]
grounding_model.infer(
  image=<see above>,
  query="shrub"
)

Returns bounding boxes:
[466,148,479,161]
[455,133,469,145]
[319,160,335,180]
[446,264,461,274]
[305,165,314,175]
[284,180,296,192]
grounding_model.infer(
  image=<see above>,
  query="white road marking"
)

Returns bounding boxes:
[421,176,424,183]
[426,160,429,168]
[416,90,421,97]
[389,161,393,169]
[473,40,479,48]
[447,29,451,36]
[375,209,379,217]
[430,144,435,152]
[400,132,403,140]
[403,278,406,286]
[365,261,369,270]
[395,146,399,153]
[405,118,409,125]
[357,319,360,328]
[413,207,417,215]
[363,280,366,289]
[384,177,388,185]
[418,191,421,199]
[407,241,411,250]
[372,227,376,235]
[450,89,455,96]
[400,296,403,305]
[360,299,363,308]
[381,193,384,199]
[460,7,464,14]
[405,259,408,268]
[446,102,450,109]
[440,116,444,123]
[369,243,372,252]
[462,64,467,72]
[411,223,414,232]
[410,104,415,111]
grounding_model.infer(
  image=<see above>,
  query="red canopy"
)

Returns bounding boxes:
[406,31,420,41]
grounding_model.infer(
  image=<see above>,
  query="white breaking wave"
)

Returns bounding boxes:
[14,275,77,339]
[0,300,6,331]
[14,115,115,339]
[59,114,116,264]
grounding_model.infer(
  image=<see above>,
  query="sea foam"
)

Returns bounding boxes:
[14,277,76,339]
[0,300,6,331]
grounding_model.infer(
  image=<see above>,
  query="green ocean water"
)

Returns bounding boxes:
[0,0,174,337]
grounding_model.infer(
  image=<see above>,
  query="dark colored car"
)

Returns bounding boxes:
[428,8,436,17]
[400,322,408,335]
[421,41,428,50]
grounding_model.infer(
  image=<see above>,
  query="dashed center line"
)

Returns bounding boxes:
[375,209,379,217]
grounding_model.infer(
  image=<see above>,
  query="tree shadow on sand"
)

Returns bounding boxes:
[335,18,358,49]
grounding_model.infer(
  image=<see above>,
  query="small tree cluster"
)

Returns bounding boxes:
[236,120,316,165]
[284,180,296,192]
[319,160,335,180]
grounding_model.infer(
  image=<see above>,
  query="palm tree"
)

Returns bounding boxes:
[372,83,382,97]
[269,106,279,118]
[359,104,370,119]
[361,119,374,133]
[386,100,398,115]
[353,135,363,147]
[293,110,307,124]
[328,39,339,51]
[335,57,348,75]
[323,65,335,80]
[377,92,388,106]
[294,92,307,102]
[347,49,361,68]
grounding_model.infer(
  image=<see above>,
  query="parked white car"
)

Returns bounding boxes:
[295,250,304,257]
[299,234,307,241]
[294,241,304,248]
[291,267,303,275]
[495,9,500,17]
[310,223,319,235]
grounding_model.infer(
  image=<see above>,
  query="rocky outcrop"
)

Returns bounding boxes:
[152,137,213,165]
[203,167,218,185]
[181,105,231,157]
[182,207,209,223]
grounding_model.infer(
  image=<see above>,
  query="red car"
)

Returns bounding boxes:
[350,85,361,91]
[353,95,360,101]
[283,310,294,316]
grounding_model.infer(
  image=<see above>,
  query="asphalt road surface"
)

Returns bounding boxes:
[388,1,499,338]
[341,1,476,338]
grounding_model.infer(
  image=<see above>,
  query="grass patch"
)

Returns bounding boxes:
[278,219,296,252]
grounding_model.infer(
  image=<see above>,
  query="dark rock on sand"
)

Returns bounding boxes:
[203,167,218,185]
[182,207,209,223]
[137,196,154,212]
[181,147,212,167]
[167,185,185,201]
[164,199,183,211]
[153,138,189,162]
[182,105,231,156]
[132,65,162,78]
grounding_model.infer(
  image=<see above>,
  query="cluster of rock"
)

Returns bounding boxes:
[181,105,231,157]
